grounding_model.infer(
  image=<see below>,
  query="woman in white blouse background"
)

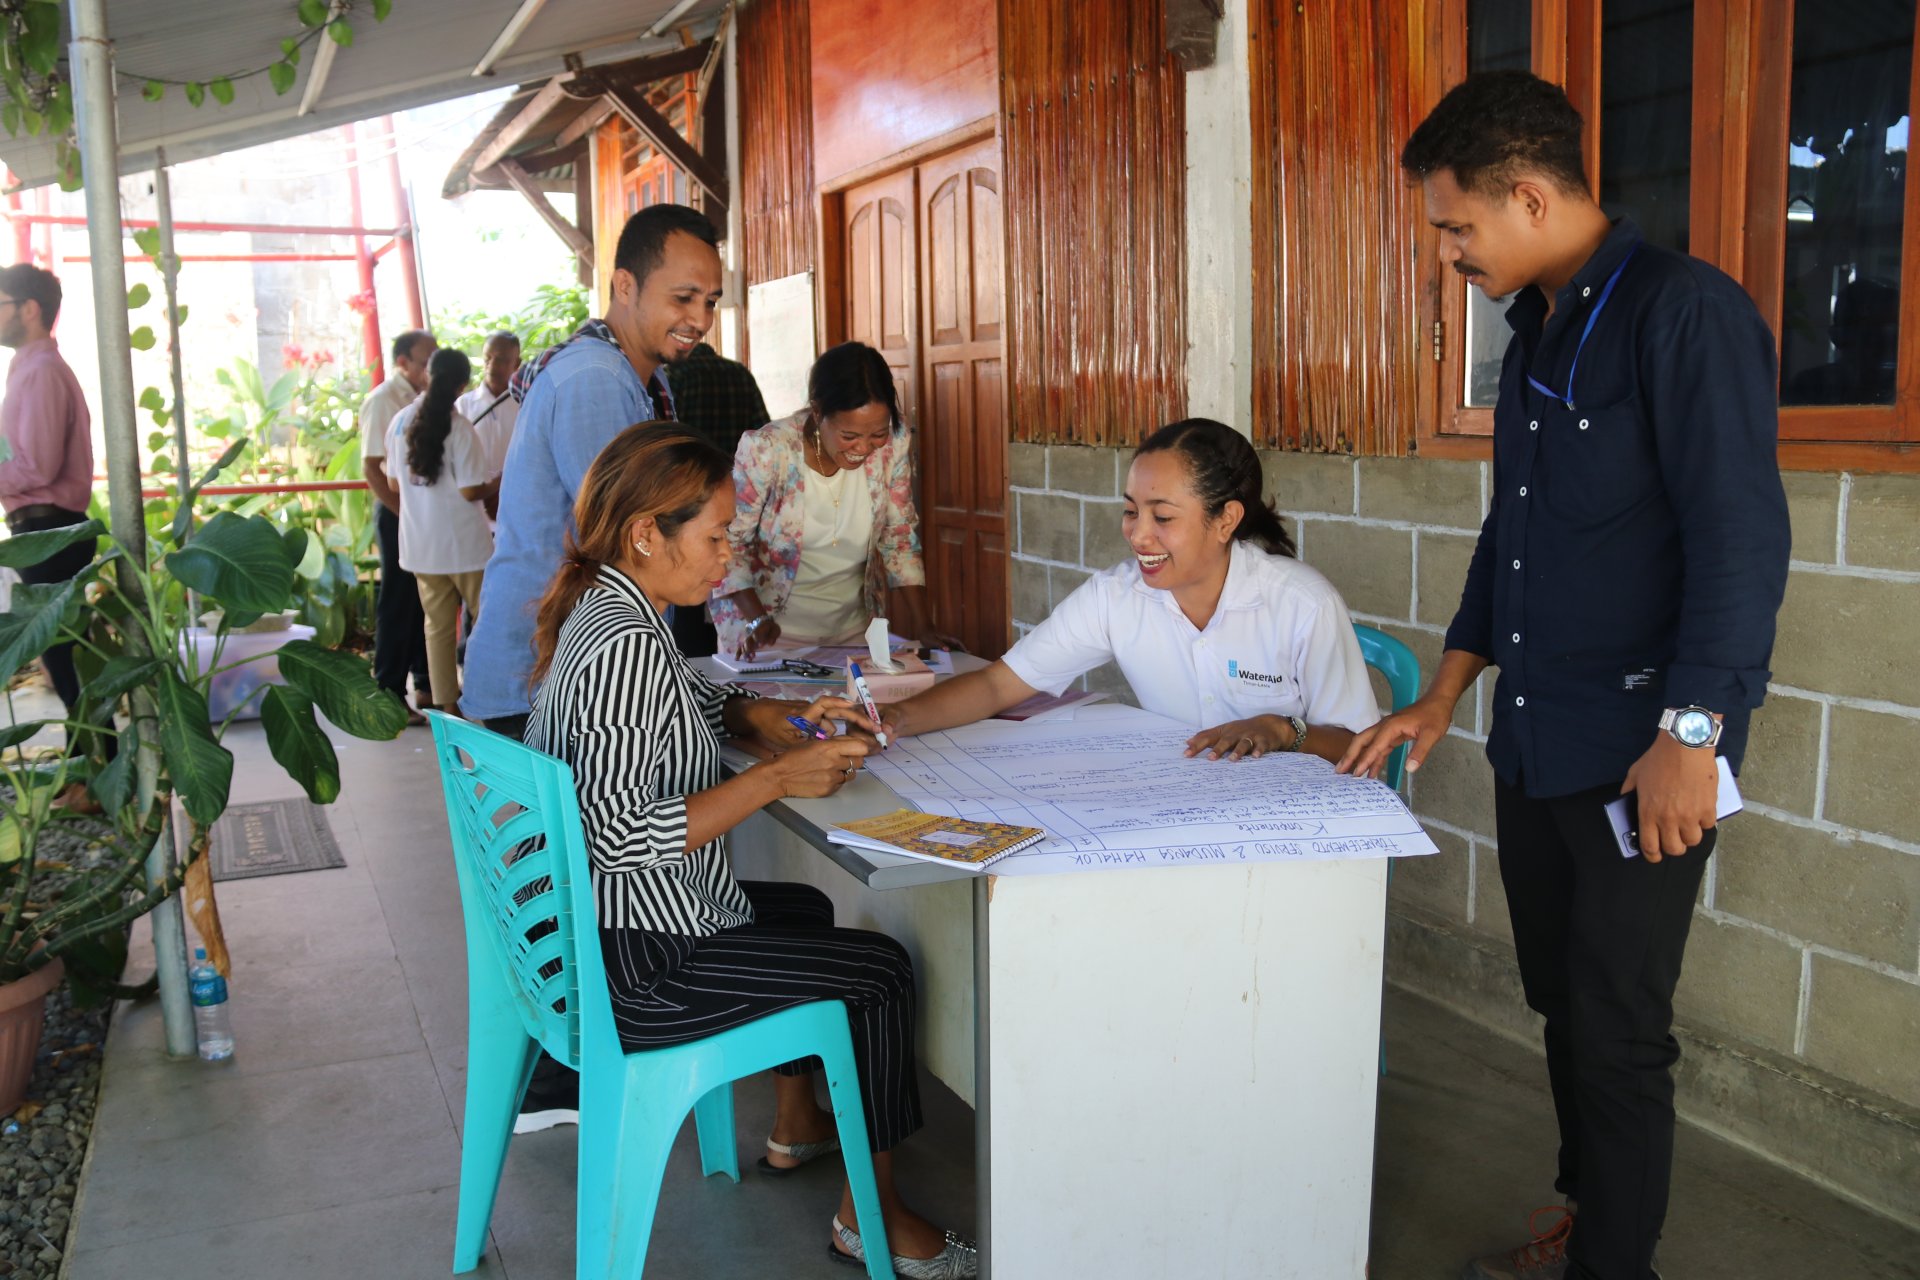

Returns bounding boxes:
[524,423,977,1278]
[885,417,1378,760]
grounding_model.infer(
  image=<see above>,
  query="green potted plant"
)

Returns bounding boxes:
[0,463,406,1109]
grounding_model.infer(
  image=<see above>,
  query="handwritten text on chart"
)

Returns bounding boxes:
[862,708,1439,875]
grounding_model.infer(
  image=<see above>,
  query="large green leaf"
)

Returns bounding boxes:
[152,669,233,826]
[87,654,162,706]
[0,720,51,751]
[163,512,296,613]
[276,640,408,740]
[0,577,85,677]
[89,718,138,814]
[20,4,61,75]
[260,686,340,804]
[0,517,102,569]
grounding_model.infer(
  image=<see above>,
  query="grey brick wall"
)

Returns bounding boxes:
[1009,441,1920,1223]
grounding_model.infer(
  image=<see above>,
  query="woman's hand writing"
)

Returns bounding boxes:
[1185,715,1294,761]
[767,737,872,799]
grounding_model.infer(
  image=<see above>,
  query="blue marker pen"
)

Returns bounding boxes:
[785,714,831,740]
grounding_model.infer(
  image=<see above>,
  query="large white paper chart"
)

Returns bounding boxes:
[862,706,1439,875]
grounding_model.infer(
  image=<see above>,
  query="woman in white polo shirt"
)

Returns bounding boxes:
[886,418,1377,761]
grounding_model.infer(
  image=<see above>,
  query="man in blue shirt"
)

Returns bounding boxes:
[1343,73,1790,1280]
[462,203,723,739]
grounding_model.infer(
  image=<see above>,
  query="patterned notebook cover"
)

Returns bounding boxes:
[827,809,1047,869]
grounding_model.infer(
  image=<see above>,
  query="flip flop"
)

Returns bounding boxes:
[755,1134,841,1176]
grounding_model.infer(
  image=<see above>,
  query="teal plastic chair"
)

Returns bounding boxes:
[1353,624,1421,790]
[427,713,894,1280]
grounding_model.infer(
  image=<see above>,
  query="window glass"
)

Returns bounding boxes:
[1598,0,1693,254]
[1780,1,1915,406]
[1462,0,1531,407]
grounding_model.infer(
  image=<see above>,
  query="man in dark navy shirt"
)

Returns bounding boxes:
[1343,73,1789,1280]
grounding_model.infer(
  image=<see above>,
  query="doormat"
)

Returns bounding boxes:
[207,799,346,881]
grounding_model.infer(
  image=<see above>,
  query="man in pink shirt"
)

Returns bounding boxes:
[0,264,98,749]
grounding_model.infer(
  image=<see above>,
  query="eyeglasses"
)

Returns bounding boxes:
[777,658,837,679]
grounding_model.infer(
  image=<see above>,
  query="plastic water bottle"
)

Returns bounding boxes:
[188,948,235,1061]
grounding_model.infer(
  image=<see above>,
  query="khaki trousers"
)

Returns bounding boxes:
[415,569,484,709]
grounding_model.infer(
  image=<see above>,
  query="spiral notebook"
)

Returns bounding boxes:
[826,809,1047,870]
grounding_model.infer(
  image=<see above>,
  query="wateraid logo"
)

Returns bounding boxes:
[1227,660,1238,678]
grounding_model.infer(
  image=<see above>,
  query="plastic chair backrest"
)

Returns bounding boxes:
[429,714,621,1072]
[1353,624,1421,791]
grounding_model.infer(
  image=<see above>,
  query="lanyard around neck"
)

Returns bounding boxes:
[1526,242,1640,410]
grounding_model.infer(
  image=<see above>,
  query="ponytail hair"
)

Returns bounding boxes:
[405,347,473,485]
[529,421,732,686]
[1134,418,1295,558]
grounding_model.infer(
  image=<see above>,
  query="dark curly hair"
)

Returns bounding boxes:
[405,348,472,486]
[1400,70,1589,199]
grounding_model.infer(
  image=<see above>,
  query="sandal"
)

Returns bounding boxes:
[755,1134,841,1176]
[827,1214,978,1279]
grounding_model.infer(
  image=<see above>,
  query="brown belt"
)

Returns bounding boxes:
[6,503,86,531]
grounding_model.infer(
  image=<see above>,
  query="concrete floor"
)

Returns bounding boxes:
[61,719,1918,1279]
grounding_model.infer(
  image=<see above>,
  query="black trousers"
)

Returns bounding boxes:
[373,504,429,698]
[601,880,923,1152]
[1495,776,1714,1280]
[482,714,529,743]
[10,506,96,744]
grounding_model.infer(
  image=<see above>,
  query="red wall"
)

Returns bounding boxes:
[809,0,998,184]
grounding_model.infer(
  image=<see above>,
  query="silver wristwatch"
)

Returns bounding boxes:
[1659,706,1721,749]
[1283,715,1308,751]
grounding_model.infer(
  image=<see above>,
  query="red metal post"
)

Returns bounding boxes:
[343,121,385,383]
[377,114,425,329]
[7,213,404,237]
[3,168,30,264]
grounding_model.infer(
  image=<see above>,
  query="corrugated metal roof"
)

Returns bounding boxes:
[0,0,726,188]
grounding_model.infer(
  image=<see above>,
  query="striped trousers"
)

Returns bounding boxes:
[599,880,924,1153]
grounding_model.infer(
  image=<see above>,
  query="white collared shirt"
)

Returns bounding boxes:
[1003,540,1379,732]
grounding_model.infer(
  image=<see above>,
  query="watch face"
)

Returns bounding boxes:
[1674,709,1716,747]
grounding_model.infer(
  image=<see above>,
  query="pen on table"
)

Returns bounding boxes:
[785,714,831,741]
[848,662,890,749]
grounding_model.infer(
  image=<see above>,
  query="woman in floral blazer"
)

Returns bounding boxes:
[712,342,950,656]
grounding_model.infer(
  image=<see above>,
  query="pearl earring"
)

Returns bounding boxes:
[634,541,652,558]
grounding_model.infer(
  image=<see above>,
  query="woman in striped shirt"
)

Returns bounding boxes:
[526,423,976,1278]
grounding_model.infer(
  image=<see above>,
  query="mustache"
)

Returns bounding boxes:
[1452,261,1484,277]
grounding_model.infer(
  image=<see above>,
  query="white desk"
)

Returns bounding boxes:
[709,661,1386,1278]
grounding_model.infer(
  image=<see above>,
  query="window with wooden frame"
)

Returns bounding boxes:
[616,76,699,216]
[1422,0,1920,472]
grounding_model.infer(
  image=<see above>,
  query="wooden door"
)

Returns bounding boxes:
[915,140,1008,658]
[840,169,919,424]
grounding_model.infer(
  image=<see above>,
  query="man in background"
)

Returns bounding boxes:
[456,330,521,517]
[0,263,98,787]
[359,328,437,724]
[665,339,768,464]
[663,341,769,656]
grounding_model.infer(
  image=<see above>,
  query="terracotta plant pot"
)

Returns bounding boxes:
[0,957,65,1117]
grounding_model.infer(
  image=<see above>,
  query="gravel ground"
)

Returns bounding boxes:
[1,801,123,1279]
[0,987,104,1279]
